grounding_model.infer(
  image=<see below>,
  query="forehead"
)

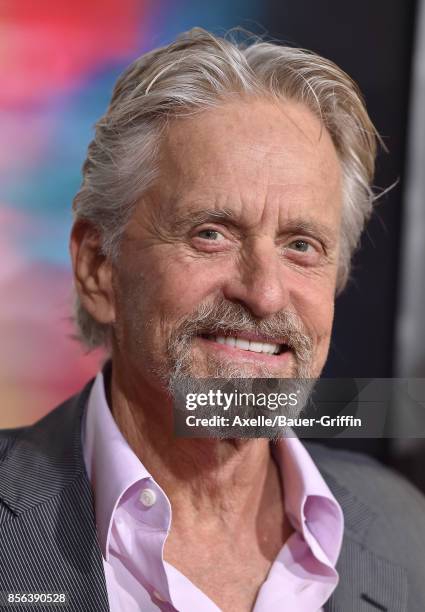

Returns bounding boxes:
[151,97,342,226]
[163,98,339,177]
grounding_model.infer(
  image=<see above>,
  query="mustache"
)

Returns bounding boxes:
[169,298,313,363]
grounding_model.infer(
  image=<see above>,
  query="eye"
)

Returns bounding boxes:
[288,239,311,252]
[197,229,225,241]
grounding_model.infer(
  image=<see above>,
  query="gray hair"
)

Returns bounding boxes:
[72,27,379,350]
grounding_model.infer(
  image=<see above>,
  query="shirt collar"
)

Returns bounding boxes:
[82,369,151,560]
[272,437,344,568]
[83,369,344,570]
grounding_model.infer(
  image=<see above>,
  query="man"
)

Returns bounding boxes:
[1,28,424,612]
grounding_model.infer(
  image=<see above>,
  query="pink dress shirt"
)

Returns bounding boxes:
[82,371,344,611]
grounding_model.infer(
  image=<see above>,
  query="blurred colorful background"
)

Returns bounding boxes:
[1,0,425,493]
[0,0,263,427]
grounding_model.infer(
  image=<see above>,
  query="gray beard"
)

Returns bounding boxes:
[170,374,316,439]
[151,298,318,439]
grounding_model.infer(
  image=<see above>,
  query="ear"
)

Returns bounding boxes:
[70,220,116,325]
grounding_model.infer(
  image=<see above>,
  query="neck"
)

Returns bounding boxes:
[108,358,288,538]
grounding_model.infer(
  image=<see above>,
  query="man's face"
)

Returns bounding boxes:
[112,98,342,389]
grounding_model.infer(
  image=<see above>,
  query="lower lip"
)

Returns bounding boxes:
[195,336,294,365]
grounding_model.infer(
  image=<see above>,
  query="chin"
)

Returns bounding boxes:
[186,354,300,379]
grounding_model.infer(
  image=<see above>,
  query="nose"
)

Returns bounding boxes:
[222,238,290,318]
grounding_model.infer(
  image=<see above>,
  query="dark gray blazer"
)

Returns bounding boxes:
[1,379,425,612]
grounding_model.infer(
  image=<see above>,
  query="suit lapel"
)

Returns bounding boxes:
[0,392,85,514]
[318,469,408,612]
[324,535,408,612]
[0,380,110,612]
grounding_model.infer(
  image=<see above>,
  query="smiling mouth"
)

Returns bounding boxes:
[199,334,290,356]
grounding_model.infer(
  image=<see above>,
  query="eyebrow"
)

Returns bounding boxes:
[171,207,336,248]
[172,207,237,230]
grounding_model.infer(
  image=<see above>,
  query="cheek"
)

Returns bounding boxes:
[291,278,335,345]
[122,248,225,325]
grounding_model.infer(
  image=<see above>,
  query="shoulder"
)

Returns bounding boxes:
[0,426,26,461]
[0,427,26,440]
[305,441,425,568]
[305,440,425,516]
[0,378,95,466]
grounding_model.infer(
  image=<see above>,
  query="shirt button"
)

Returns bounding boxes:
[139,487,157,507]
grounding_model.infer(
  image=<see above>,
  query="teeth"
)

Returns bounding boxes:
[212,335,281,355]
[249,341,263,353]
[236,338,250,351]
